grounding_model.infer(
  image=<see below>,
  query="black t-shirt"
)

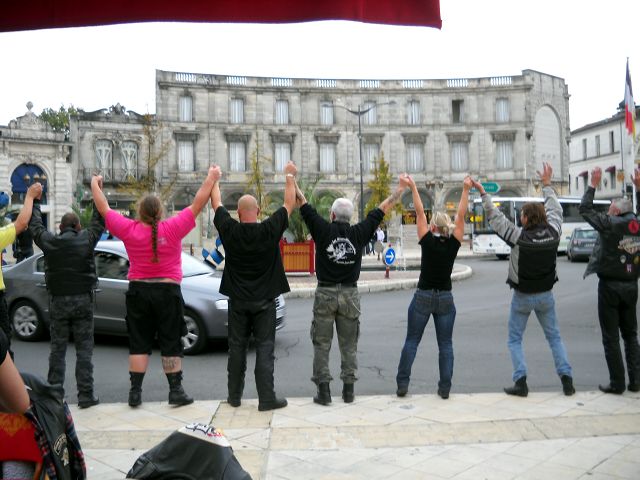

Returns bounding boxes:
[213,206,290,301]
[301,203,384,284]
[417,232,461,291]
[0,328,8,365]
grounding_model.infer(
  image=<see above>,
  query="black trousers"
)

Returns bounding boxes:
[227,298,277,403]
[0,290,11,358]
[597,278,640,389]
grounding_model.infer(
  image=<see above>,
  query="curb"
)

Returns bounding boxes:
[284,264,473,299]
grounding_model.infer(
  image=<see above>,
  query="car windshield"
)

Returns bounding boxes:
[181,253,215,277]
[575,229,597,239]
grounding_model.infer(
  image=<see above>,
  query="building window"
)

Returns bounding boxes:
[610,170,617,191]
[496,98,509,123]
[609,131,615,153]
[582,138,587,159]
[451,141,468,171]
[275,99,289,125]
[406,143,424,172]
[319,143,336,172]
[179,95,193,122]
[177,140,195,172]
[230,98,244,124]
[229,141,246,171]
[363,143,380,173]
[575,176,579,190]
[274,142,291,172]
[407,100,420,125]
[121,141,138,179]
[95,139,113,180]
[320,102,334,125]
[595,135,601,157]
[496,140,513,170]
[363,101,377,125]
[452,100,464,124]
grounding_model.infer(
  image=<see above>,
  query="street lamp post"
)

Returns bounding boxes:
[327,100,396,221]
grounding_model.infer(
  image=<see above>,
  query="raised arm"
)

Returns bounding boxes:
[471,178,521,247]
[189,166,220,217]
[408,176,428,239]
[210,166,223,212]
[453,176,472,242]
[13,183,41,234]
[538,162,562,234]
[580,167,610,231]
[91,175,110,218]
[378,173,410,215]
[633,168,640,216]
[283,161,298,216]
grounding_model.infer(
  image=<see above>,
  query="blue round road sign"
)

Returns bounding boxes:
[383,247,396,266]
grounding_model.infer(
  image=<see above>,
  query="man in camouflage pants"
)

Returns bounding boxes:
[296,174,409,405]
[30,188,104,408]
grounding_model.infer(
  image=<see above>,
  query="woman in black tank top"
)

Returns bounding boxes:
[395,176,472,399]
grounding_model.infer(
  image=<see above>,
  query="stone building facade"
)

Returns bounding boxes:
[0,102,72,231]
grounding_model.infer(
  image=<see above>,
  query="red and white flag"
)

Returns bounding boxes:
[625,59,636,139]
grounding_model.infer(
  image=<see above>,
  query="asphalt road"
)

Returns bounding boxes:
[11,256,610,404]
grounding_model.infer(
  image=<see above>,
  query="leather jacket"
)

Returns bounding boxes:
[29,201,104,296]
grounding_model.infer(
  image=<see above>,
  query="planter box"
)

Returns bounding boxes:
[280,239,315,273]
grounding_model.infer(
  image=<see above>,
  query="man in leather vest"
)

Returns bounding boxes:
[580,167,640,394]
[472,163,575,397]
[29,186,105,408]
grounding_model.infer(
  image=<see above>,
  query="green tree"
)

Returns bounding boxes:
[244,131,275,219]
[287,176,338,242]
[364,151,403,217]
[72,183,94,228]
[39,104,79,140]
[117,114,175,210]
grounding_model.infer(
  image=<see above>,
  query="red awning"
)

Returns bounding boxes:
[0,0,442,32]
[578,171,588,178]
[605,166,616,173]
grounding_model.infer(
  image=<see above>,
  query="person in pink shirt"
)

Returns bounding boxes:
[91,167,220,407]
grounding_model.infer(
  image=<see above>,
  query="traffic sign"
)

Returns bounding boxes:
[383,247,396,266]
[471,182,501,194]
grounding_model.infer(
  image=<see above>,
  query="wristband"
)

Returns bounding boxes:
[286,173,295,178]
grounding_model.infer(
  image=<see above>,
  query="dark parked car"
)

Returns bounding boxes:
[566,227,598,262]
[2,241,285,354]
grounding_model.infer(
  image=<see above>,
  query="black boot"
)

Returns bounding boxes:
[342,383,354,403]
[128,372,145,407]
[561,375,575,396]
[504,376,528,397]
[166,371,194,406]
[313,383,332,406]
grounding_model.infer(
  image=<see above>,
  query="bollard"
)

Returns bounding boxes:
[385,265,390,279]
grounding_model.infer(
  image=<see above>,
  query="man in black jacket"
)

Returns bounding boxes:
[580,167,640,395]
[29,185,105,408]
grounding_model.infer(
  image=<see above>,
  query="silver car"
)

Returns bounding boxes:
[2,240,286,354]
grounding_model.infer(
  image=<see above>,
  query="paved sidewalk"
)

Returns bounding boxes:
[76,389,640,479]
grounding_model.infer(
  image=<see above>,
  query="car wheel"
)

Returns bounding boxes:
[182,309,207,355]
[10,300,46,341]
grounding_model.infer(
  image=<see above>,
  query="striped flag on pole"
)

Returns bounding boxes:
[625,59,636,139]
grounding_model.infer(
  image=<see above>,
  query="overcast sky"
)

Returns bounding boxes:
[1,0,638,130]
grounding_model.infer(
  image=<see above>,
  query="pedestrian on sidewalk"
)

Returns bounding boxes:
[375,226,385,260]
[395,175,472,400]
[296,174,409,406]
[211,162,296,412]
[91,167,218,408]
[29,184,105,409]
[579,167,640,395]
[0,183,40,360]
[472,163,575,397]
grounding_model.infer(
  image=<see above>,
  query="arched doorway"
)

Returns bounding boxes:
[10,163,49,205]
[401,189,432,224]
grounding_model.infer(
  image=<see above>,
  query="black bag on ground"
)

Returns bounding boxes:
[126,423,252,480]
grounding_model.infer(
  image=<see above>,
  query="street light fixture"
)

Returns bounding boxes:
[325,100,397,221]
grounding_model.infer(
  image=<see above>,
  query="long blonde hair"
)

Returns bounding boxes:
[431,211,455,237]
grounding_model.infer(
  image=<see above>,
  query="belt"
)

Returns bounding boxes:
[318,281,357,288]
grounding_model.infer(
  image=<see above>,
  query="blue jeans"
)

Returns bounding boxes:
[508,290,572,382]
[396,289,456,392]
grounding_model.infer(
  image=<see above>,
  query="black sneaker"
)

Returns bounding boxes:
[504,376,528,397]
[628,383,640,393]
[78,397,100,409]
[396,386,408,398]
[599,384,624,395]
[437,389,450,400]
[561,375,575,396]
[227,398,241,407]
[258,397,288,411]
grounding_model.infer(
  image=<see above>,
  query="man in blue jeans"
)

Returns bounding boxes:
[471,163,574,397]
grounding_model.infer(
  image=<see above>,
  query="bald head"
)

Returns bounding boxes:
[237,194,259,223]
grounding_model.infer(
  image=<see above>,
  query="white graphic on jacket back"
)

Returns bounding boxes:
[326,237,357,264]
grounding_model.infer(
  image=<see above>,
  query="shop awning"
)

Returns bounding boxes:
[605,166,616,173]
[578,171,589,178]
[1,0,442,32]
